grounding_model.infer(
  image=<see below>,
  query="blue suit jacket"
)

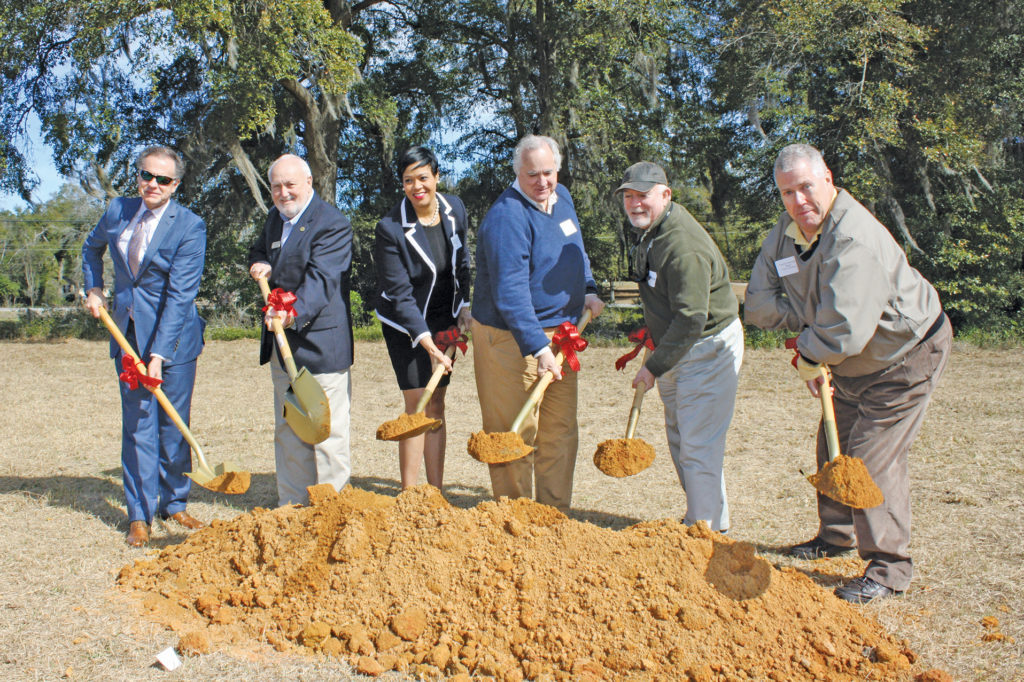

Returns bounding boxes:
[373,193,471,345]
[248,193,354,374]
[82,196,207,364]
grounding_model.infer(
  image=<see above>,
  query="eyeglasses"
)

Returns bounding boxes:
[138,169,177,186]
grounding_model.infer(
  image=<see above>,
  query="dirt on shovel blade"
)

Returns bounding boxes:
[376,412,440,441]
[593,438,656,477]
[199,470,251,495]
[467,431,532,463]
[116,484,941,681]
[807,454,884,509]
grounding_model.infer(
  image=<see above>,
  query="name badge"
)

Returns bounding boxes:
[775,256,799,277]
[452,234,462,249]
[271,240,282,250]
[647,270,658,287]
[559,219,578,236]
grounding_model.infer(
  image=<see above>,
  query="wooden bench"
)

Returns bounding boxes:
[606,281,747,307]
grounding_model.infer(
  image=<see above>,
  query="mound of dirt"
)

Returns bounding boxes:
[119,485,930,680]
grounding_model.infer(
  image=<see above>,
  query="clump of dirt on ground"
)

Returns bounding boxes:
[119,485,934,680]
[808,454,885,508]
[376,412,439,441]
[467,431,532,463]
[593,439,656,477]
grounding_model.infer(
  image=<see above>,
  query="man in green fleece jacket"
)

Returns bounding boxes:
[615,162,744,532]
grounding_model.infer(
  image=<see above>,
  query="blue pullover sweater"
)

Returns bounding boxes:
[472,183,597,356]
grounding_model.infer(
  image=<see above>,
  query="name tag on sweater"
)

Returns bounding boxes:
[559,219,578,236]
[775,256,799,277]
[647,270,658,287]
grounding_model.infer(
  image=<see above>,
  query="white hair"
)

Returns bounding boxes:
[774,144,828,178]
[267,154,313,182]
[513,135,562,174]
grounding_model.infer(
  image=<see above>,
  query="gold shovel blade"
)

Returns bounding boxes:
[284,367,331,444]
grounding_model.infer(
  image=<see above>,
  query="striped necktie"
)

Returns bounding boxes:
[127,209,154,276]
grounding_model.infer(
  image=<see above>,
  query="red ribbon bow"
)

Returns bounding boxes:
[615,326,656,371]
[118,354,163,390]
[434,326,468,354]
[785,336,800,369]
[262,288,297,318]
[552,321,589,372]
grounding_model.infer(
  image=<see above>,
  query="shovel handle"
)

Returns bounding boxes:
[91,304,214,476]
[414,345,458,413]
[818,366,841,462]
[256,277,300,380]
[509,308,593,434]
[624,347,652,439]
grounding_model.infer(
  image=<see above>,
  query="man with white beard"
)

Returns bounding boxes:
[615,161,744,532]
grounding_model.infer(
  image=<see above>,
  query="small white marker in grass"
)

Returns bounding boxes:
[155,647,181,671]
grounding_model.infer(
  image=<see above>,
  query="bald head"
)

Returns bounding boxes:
[269,154,314,219]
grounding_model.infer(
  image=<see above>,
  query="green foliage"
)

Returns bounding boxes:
[0,308,108,341]
[206,325,261,341]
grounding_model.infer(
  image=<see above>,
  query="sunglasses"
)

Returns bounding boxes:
[138,169,177,186]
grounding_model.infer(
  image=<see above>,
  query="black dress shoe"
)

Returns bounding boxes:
[789,536,854,559]
[834,576,900,604]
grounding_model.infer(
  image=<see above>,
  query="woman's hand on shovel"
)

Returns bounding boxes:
[421,338,454,374]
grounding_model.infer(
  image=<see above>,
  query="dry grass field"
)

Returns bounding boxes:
[0,338,1021,681]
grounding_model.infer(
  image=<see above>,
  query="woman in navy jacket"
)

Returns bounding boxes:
[374,146,472,489]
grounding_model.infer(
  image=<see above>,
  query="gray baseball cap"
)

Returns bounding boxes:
[614,161,669,195]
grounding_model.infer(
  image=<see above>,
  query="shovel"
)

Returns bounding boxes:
[594,347,656,477]
[257,277,331,444]
[377,344,458,441]
[804,366,884,508]
[468,308,593,464]
[88,301,250,495]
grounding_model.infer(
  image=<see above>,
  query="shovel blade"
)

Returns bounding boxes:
[284,367,331,444]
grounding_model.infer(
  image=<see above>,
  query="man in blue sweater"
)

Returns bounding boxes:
[472,134,605,513]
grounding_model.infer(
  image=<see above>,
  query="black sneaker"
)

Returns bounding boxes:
[789,536,854,559]
[834,576,899,604]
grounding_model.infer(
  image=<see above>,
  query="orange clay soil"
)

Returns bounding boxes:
[197,470,251,495]
[593,438,656,477]
[376,412,440,441]
[117,484,946,681]
[807,454,885,509]
[467,431,532,463]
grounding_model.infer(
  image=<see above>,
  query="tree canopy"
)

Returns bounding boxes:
[2,0,1022,331]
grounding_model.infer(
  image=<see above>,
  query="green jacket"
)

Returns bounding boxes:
[636,202,738,377]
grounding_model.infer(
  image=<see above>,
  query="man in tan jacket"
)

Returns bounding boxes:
[745,144,951,603]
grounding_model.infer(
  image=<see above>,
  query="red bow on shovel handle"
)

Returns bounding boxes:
[615,326,655,371]
[118,354,163,390]
[785,336,800,369]
[434,326,468,354]
[552,321,589,372]
[262,288,297,318]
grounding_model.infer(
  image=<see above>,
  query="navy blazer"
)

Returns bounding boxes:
[373,193,471,346]
[82,196,206,364]
[248,193,354,374]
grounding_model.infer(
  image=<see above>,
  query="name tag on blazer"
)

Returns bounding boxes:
[559,219,578,236]
[271,240,282,250]
[647,270,658,287]
[452,234,462,249]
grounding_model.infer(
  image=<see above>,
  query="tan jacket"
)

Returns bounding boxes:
[744,189,942,377]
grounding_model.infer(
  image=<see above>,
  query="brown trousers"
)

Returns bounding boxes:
[472,320,579,513]
[817,316,952,591]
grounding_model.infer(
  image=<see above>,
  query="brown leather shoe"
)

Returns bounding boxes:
[164,511,204,530]
[126,521,150,547]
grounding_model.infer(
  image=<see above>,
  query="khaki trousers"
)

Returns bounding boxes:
[472,320,578,513]
[271,356,351,506]
[817,316,951,591]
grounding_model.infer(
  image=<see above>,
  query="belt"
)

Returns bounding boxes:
[920,312,947,344]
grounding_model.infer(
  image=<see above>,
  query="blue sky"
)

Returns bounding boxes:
[1,116,67,212]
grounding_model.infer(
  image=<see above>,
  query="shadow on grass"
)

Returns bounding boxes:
[749,541,859,589]
[0,471,645,536]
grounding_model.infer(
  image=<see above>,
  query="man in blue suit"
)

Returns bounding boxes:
[249,154,354,506]
[83,145,207,547]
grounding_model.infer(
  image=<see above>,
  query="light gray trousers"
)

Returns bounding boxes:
[656,317,744,532]
[818,316,951,591]
[271,356,351,506]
